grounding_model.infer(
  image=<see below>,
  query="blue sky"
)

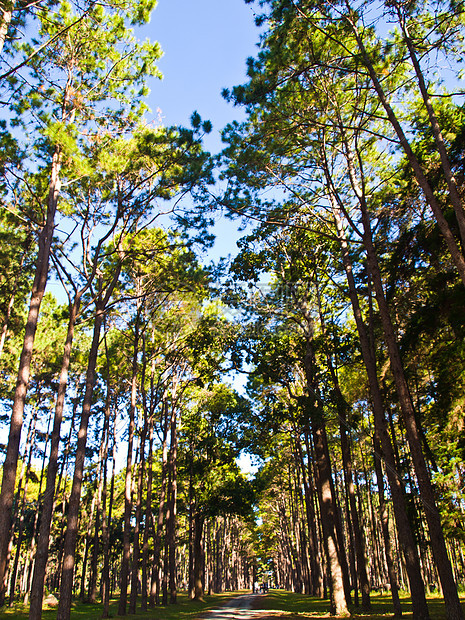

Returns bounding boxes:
[138,0,262,262]
[144,0,261,153]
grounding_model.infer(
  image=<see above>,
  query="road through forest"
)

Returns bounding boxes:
[198,593,271,619]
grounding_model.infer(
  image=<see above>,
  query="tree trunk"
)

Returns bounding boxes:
[295,437,321,596]
[87,412,107,604]
[315,283,371,609]
[353,161,463,620]
[8,412,38,604]
[0,146,61,605]
[56,296,106,620]
[140,415,153,612]
[102,398,117,619]
[329,193,429,618]
[347,13,465,287]
[149,401,169,607]
[373,432,402,616]
[79,491,96,601]
[193,512,205,601]
[22,413,50,605]
[29,296,80,620]
[118,314,140,616]
[140,328,151,612]
[129,401,147,613]
[167,404,178,604]
[312,421,349,616]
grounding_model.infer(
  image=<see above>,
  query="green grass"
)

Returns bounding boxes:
[0,590,243,620]
[3,590,465,619]
[251,589,465,619]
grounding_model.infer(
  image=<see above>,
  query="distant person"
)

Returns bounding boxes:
[254,580,259,593]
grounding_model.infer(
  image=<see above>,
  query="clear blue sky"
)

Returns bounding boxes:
[144,0,261,153]
[139,0,262,261]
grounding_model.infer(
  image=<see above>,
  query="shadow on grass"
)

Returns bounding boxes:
[0,591,243,620]
[251,590,465,619]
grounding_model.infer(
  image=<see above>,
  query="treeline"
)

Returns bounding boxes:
[0,0,257,617]
[217,0,465,618]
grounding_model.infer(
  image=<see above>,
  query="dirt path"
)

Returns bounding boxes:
[199,593,271,619]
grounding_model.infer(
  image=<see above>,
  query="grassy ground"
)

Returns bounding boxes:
[251,590,465,619]
[0,591,241,620]
[2,590,465,619]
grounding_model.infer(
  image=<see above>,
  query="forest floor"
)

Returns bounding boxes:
[0,590,464,619]
[246,590,465,619]
[0,591,242,619]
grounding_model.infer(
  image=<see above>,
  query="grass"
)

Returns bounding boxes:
[0,590,243,620]
[3,590,465,619]
[251,589,465,619]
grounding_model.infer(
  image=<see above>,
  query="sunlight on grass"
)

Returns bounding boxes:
[0,590,243,620]
[252,590,465,619]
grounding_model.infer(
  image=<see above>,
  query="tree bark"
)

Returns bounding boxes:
[56,278,115,620]
[118,315,140,616]
[373,432,402,616]
[193,512,205,601]
[29,296,81,620]
[8,411,38,604]
[102,397,117,619]
[149,401,169,607]
[129,396,147,613]
[167,404,178,604]
[312,421,349,616]
[0,146,61,605]
[347,147,463,620]
[346,10,465,287]
[329,190,430,618]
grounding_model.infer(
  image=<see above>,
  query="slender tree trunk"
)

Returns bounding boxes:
[328,188,430,618]
[315,283,371,609]
[0,147,61,605]
[295,438,320,595]
[87,415,107,604]
[56,296,106,620]
[162,466,171,606]
[301,324,348,614]
[373,432,402,616]
[79,491,97,600]
[312,422,349,615]
[102,402,117,619]
[118,314,140,616]
[139,327,151,612]
[346,12,465,287]
[302,431,324,597]
[149,403,169,607]
[129,402,147,613]
[351,158,463,620]
[22,414,50,605]
[167,405,178,604]
[3,404,39,599]
[8,414,38,604]
[193,512,205,601]
[140,415,153,612]
[188,452,195,599]
[29,296,80,620]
